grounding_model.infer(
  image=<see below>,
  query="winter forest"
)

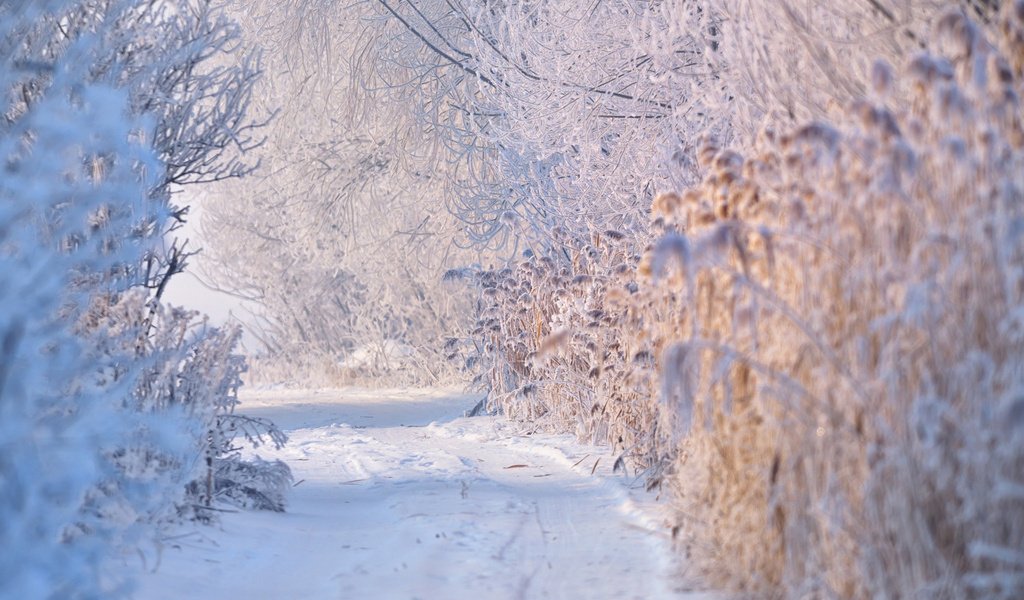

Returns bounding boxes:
[3,0,1024,598]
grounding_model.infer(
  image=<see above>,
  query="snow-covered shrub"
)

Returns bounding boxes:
[176,309,291,514]
[195,457,292,513]
[0,11,164,598]
[457,227,682,476]
[79,294,290,521]
[648,7,1024,596]
[1,1,277,595]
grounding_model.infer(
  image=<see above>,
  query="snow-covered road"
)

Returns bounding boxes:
[126,388,714,599]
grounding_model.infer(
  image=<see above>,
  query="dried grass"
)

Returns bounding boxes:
[466,5,1024,597]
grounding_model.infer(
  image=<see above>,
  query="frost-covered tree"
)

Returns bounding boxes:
[201,1,481,384]
[0,1,281,596]
[345,0,723,249]
[212,0,1005,264]
[690,0,1005,135]
[198,0,725,382]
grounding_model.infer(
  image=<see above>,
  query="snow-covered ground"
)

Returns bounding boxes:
[120,388,716,599]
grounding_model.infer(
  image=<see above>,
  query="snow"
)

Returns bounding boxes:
[119,388,716,599]
[337,341,418,371]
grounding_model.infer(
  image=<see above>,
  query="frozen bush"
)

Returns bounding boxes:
[0,11,163,597]
[81,294,291,522]
[0,1,280,596]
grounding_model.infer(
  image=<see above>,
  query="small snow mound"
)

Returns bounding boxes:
[338,340,417,371]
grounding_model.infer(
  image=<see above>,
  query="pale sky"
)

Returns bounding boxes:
[163,194,261,351]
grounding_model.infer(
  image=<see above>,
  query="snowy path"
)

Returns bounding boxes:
[127,388,713,599]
